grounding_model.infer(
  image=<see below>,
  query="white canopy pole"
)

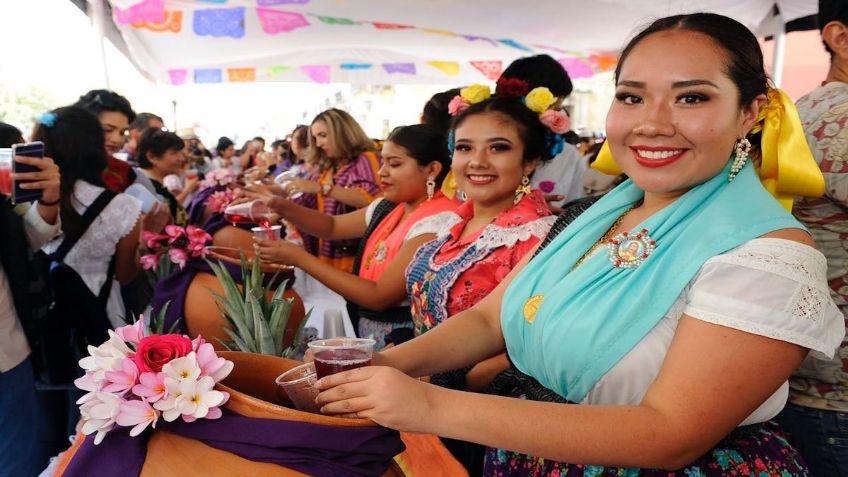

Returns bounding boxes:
[88,0,111,89]
[772,11,787,87]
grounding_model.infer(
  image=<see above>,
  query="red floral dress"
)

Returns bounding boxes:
[405,191,554,335]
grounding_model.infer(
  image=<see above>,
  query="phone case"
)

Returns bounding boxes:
[11,142,44,203]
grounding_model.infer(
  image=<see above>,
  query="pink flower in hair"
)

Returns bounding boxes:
[539,110,571,134]
[447,95,470,116]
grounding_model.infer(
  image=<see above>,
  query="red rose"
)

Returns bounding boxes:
[132,334,193,373]
[495,77,530,98]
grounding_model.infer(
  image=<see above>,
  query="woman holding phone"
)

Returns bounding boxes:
[0,121,62,476]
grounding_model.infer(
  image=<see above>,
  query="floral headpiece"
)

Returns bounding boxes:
[447,81,571,159]
[37,112,57,128]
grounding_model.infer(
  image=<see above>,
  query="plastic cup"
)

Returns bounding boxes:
[223,199,274,226]
[185,169,199,181]
[0,149,11,196]
[252,224,282,240]
[308,338,375,379]
[322,309,346,339]
[275,362,321,413]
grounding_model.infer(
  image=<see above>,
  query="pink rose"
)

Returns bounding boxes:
[447,95,470,116]
[132,334,193,373]
[539,110,571,134]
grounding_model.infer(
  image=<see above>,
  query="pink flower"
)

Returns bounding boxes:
[115,320,145,344]
[539,180,556,194]
[117,400,159,437]
[195,342,234,383]
[140,253,160,270]
[103,358,139,394]
[191,335,207,352]
[186,226,212,245]
[133,371,168,403]
[74,372,101,393]
[186,226,212,258]
[165,225,186,244]
[132,334,193,373]
[168,248,188,269]
[539,110,571,134]
[447,95,470,116]
[207,190,235,213]
[142,231,168,249]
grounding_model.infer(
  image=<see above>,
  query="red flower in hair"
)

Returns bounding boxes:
[496,77,530,98]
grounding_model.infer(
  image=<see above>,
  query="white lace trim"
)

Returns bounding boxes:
[475,215,556,250]
[706,238,828,286]
[411,212,462,240]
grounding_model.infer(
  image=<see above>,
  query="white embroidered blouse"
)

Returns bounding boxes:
[583,238,845,426]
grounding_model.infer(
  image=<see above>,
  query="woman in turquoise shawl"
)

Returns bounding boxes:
[313,13,845,476]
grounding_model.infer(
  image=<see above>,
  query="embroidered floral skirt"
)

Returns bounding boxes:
[483,421,809,476]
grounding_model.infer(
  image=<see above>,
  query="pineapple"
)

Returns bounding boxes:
[207,253,310,358]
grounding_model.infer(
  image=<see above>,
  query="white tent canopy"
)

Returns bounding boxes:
[99,0,816,86]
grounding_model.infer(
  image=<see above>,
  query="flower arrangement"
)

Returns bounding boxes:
[206,188,236,213]
[74,319,233,445]
[141,225,213,277]
[447,81,570,159]
[200,168,238,190]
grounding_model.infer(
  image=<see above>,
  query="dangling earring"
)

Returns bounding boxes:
[514,175,531,204]
[729,137,751,182]
[426,175,436,200]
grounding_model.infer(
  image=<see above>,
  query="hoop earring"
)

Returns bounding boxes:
[514,175,531,204]
[426,175,436,200]
[729,137,751,182]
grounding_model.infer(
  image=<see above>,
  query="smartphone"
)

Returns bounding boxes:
[11,142,44,204]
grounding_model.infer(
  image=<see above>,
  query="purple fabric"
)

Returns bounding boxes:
[186,185,220,226]
[317,153,381,262]
[151,256,295,334]
[63,410,405,477]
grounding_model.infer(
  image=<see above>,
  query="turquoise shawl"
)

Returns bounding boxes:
[501,162,804,402]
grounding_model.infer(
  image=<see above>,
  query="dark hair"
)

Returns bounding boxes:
[501,54,573,97]
[291,125,309,149]
[137,128,184,169]
[421,88,462,134]
[130,112,163,132]
[615,13,768,108]
[819,0,848,55]
[386,124,451,185]
[252,136,266,146]
[0,123,23,148]
[31,107,107,237]
[216,136,234,154]
[452,95,556,163]
[74,89,137,123]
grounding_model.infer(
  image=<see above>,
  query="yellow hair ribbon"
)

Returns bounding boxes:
[753,88,824,210]
[590,87,825,211]
[440,170,458,199]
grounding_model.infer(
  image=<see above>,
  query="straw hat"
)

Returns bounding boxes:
[176,127,198,140]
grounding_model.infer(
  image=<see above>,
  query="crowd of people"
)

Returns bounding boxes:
[3,3,848,477]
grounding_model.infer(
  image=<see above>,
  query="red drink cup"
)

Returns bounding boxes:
[0,149,12,196]
[275,362,321,413]
[308,338,375,379]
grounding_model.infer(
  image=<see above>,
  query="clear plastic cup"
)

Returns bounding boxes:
[0,149,12,196]
[252,224,282,240]
[275,362,321,413]
[307,338,375,379]
[223,199,274,226]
